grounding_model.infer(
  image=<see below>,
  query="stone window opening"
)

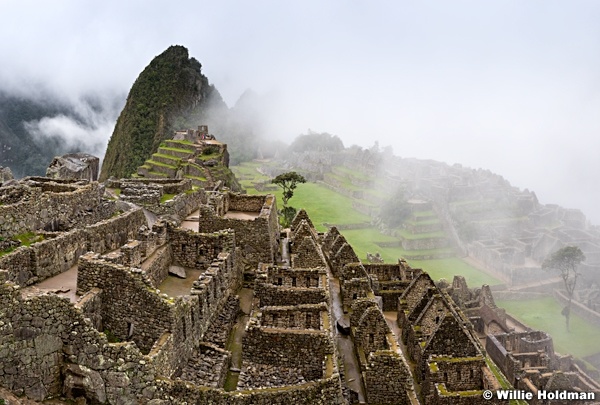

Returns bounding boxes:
[306,313,312,328]
[272,313,278,327]
[368,333,375,345]
[127,322,134,339]
[470,369,474,379]
[292,277,297,287]
[435,316,440,324]
[306,276,311,287]
[352,293,358,300]
[182,317,187,340]
[444,372,448,381]
[277,277,283,286]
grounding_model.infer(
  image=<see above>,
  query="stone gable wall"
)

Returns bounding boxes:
[354,306,391,355]
[364,351,412,405]
[292,236,326,269]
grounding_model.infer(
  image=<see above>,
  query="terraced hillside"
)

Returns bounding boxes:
[136,139,241,191]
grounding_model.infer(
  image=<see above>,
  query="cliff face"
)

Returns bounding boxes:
[99,45,226,180]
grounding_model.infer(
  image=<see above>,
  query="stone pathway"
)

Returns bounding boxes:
[329,277,366,402]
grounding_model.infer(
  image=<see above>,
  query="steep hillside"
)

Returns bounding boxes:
[99,45,226,180]
[0,92,72,178]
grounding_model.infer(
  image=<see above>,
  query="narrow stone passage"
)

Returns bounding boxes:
[223,287,254,391]
[329,277,366,402]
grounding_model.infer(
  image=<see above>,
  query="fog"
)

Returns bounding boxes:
[2,1,600,222]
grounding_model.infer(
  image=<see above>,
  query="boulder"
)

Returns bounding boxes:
[0,166,14,183]
[46,153,100,181]
[169,265,187,279]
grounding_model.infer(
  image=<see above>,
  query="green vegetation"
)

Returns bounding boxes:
[288,131,344,153]
[484,356,528,405]
[100,45,222,180]
[496,296,600,358]
[103,329,121,343]
[271,171,307,227]
[409,258,501,286]
[542,245,586,331]
[379,188,411,228]
[0,232,45,257]
[160,193,176,203]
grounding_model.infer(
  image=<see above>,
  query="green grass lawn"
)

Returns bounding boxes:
[286,183,370,231]
[409,257,503,286]
[232,161,503,288]
[496,297,600,359]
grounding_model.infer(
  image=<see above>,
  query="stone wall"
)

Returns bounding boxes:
[143,245,173,288]
[170,227,235,269]
[0,273,156,403]
[256,283,327,307]
[178,343,230,388]
[198,195,278,267]
[151,187,206,219]
[242,325,333,380]
[423,356,486,396]
[85,208,147,254]
[228,192,265,212]
[260,304,327,330]
[364,351,412,405]
[153,375,345,404]
[76,253,173,355]
[0,180,101,237]
[255,266,328,307]
[553,289,600,327]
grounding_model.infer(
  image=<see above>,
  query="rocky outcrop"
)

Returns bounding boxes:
[46,153,99,181]
[100,45,226,180]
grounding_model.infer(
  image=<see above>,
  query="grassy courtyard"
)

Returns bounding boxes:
[496,297,600,360]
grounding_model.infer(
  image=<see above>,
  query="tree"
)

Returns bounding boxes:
[271,171,306,228]
[271,171,306,206]
[542,246,586,331]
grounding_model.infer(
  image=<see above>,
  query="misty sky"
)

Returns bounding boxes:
[2,1,600,222]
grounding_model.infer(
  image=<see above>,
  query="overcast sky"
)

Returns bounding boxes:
[2,0,600,222]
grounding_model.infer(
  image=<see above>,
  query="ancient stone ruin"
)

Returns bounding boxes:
[0,133,554,404]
